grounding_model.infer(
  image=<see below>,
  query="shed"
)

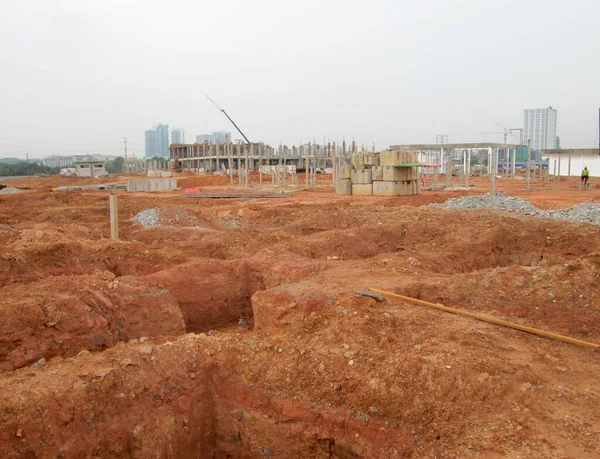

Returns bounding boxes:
[543,149,600,177]
[73,159,107,177]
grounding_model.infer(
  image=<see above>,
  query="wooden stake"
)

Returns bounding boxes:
[368,288,599,349]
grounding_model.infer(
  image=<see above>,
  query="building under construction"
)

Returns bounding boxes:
[169,142,354,173]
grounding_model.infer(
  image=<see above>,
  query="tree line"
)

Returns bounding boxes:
[0,161,59,177]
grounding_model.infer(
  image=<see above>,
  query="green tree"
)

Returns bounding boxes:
[107,156,124,174]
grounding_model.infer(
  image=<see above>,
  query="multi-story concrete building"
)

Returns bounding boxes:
[171,128,185,145]
[145,124,170,157]
[523,106,557,151]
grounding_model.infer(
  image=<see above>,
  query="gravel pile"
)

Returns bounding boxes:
[132,208,160,227]
[132,208,203,228]
[434,192,600,225]
[548,203,600,225]
[434,193,543,215]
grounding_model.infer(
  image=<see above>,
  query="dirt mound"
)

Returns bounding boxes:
[1,296,599,457]
[178,175,232,188]
[0,272,185,371]
[0,223,191,286]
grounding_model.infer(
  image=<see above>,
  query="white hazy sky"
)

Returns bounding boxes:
[1,0,599,158]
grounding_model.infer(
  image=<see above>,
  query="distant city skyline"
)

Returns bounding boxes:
[1,1,599,160]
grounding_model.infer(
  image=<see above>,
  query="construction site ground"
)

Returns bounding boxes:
[0,173,599,458]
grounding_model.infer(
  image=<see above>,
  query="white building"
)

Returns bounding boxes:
[43,155,74,168]
[544,149,600,177]
[524,106,557,151]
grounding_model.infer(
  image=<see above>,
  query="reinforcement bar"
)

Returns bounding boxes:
[368,288,599,349]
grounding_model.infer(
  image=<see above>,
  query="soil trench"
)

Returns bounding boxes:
[1,176,600,457]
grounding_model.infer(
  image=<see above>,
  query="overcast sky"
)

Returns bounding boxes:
[1,0,599,158]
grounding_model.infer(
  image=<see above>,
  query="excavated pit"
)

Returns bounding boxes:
[1,181,600,457]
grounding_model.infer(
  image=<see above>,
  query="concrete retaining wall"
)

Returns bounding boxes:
[127,178,178,192]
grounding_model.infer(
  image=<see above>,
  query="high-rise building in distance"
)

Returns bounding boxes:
[171,128,185,145]
[144,124,170,157]
[195,131,232,145]
[523,107,557,151]
[212,131,231,144]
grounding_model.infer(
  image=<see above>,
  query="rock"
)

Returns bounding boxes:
[30,358,46,369]
[259,446,274,456]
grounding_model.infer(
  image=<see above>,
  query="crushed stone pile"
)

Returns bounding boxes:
[434,192,600,225]
[547,203,600,225]
[132,209,160,227]
[0,187,23,194]
[132,208,203,228]
[434,193,544,215]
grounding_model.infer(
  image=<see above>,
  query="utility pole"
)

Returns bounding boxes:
[123,137,128,160]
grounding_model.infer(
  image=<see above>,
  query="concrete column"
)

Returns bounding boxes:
[245,145,250,188]
[512,148,516,177]
[526,140,531,191]
[465,150,470,187]
[306,143,310,187]
[109,194,119,240]
[332,147,337,186]
[491,149,497,192]
[444,148,452,188]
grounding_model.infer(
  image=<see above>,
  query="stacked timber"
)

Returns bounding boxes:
[337,150,420,197]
